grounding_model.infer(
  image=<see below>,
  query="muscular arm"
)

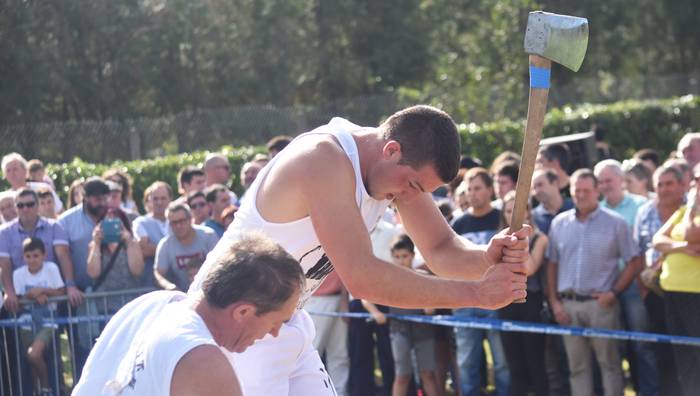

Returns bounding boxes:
[171,345,241,396]
[396,195,490,280]
[303,144,523,309]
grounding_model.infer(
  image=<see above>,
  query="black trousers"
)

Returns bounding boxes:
[664,291,700,396]
[644,292,682,396]
[498,291,549,396]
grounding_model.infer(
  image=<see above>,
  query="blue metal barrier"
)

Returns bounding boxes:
[0,288,154,396]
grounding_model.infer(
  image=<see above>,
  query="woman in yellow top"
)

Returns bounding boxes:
[652,190,700,396]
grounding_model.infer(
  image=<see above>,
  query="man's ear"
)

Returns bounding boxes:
[231,302,257,322]
[382,140,402,161]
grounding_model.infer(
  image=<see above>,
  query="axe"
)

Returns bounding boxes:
[510,11,588,302]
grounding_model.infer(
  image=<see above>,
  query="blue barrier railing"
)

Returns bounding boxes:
[307,310,700,348]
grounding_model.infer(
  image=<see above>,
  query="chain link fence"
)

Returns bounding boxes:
[2,72,699,165]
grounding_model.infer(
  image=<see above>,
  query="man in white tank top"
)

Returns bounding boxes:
[73,235,304,396]
[189,105,531,395]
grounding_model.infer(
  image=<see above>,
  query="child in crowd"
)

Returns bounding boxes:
[13,237,65,395]
[36,187,57,219]
[27,159,56,190]
[388,234,440,396]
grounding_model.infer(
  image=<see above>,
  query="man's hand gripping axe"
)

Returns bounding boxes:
[510,11,588,302]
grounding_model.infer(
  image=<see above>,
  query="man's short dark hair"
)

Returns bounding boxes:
[494,161,519,184]
[36,187,54,201]
[166,202,191,219]
[204,184,228,203]
[571,168,597,187]
[633,149,661,168]
[391,234,415,254]
[201,234,305,315]
[266,136,293,153]
[540,144,570,171]
[179,166,205,187]
[15,188,38,203]
[22,237,45,254]
[653,165,683,185]
[381,105,461,183]
[84,177,110,197]
[27,159,44,174]
[464,167,493,188]
[186,190,206,206]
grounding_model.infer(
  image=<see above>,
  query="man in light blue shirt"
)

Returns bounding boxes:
[547,169,640,396]
[595,159,658,396]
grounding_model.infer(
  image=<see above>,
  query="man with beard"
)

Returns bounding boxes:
[58,177,111,376]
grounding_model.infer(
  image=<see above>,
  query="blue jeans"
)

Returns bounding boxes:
[454,308,510,396]
[620,282,659,396]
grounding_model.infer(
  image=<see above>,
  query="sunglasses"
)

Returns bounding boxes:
[190,202,208,209]
[16,201,37,209]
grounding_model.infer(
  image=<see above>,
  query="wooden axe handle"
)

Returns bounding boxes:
[510,54,551,231]
[509,54,551,303]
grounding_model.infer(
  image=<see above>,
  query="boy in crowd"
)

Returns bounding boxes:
[36,188,57,219]
[13,237,65,395]
[389,234,440,396]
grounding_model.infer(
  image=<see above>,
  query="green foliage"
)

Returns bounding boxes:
[460,95,700,164]
[44,146,262,212]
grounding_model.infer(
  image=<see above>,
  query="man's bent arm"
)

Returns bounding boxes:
[397,194,490,280]
[171,345,241,396]
[305,151,521,309]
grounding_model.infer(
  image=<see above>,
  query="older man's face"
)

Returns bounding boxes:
[3,160,26,188]
[680,139,700,168]
[596,167,624,200]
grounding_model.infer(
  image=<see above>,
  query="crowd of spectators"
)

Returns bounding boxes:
[2,130,700,396]
[0,136,292,395]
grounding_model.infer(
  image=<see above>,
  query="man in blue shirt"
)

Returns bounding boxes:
[1,188,82,311]
[58,177,110,377]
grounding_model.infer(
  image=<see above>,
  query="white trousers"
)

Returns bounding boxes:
[225,309,337,396]
[306,295,350,396]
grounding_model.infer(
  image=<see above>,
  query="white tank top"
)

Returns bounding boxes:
[189,117,391,305]
[73,291,218,396]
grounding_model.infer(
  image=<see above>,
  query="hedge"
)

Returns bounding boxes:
[44,145,262,212]
[459,94,700,165]
[2,95,698,211]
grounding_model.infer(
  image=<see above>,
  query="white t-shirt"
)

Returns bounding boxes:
[12,261,64,325]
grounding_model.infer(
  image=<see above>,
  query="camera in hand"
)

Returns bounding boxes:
[102,218,121,244]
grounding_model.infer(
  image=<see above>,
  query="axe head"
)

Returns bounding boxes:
[524,11,588,72]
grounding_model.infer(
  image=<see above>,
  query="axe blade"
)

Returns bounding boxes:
[524,11,589,72]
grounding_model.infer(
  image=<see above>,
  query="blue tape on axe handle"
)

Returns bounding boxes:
[529,66,551,89]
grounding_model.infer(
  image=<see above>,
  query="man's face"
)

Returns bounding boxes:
[4,160,26,188]
[208,159,231,185]
[391,248,414,268]
[531,171,559,205]
[150,186,171,216]
[23,249,45,274]
[241,163,262,190]
[494,174,515,200]
[84,194,108,219]
[656,173,685,206]
[225,289,300,353]
[681,140,700,168]
[184,175,206,194]
[189,196,210,224]
[596,167,624,201]
[15,195,38,224]
[210,190,230,215]
[367,161,444,204]
[0,197,17,222]
[571,177,598,213]
[38,196,55,218]
[467,176,493,211]
[168,209,193,240]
